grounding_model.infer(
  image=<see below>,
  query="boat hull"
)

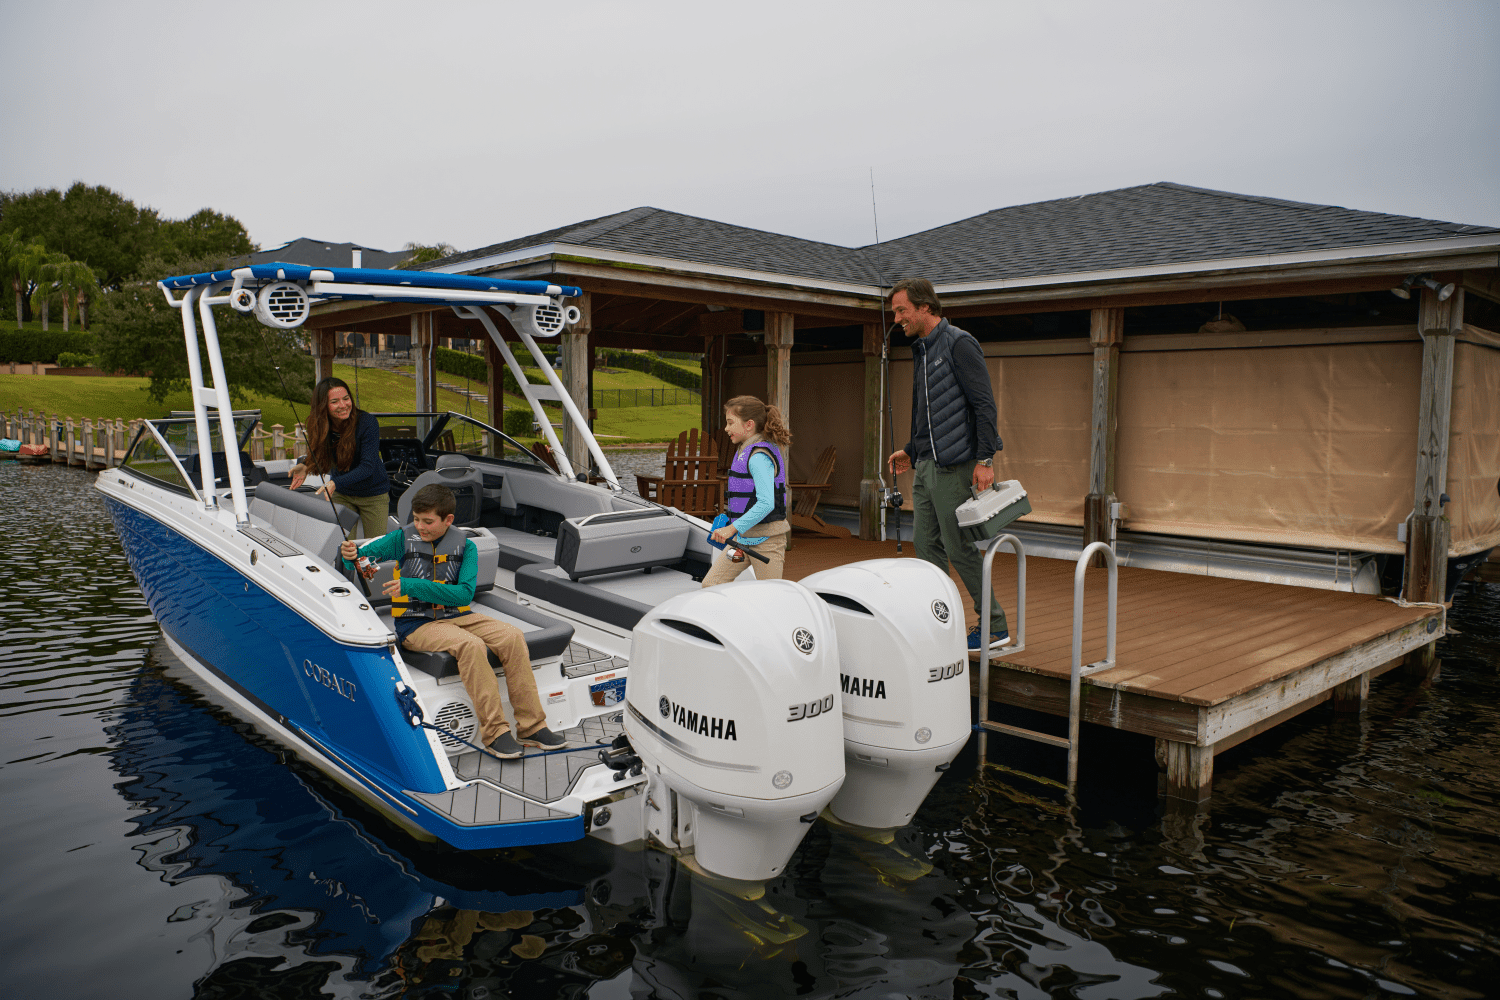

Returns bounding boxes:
[103,494,585,849]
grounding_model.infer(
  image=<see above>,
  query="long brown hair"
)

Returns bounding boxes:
[305,377,361,474]
[725,395,792,449]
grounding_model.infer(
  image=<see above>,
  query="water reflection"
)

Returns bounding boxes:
[5,464,1500,999]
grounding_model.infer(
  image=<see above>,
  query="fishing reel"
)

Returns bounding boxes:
[881,485,903,510]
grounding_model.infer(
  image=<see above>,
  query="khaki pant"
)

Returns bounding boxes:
[702,519,791,587]
[912,459,1007,632]
[402,614,546,744]
[332,490,390,541]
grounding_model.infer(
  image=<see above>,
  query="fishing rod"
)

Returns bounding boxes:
[274,361,373,601]
[870,168,903,553]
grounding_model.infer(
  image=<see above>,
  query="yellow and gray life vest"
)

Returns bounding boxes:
[390,524,470,622]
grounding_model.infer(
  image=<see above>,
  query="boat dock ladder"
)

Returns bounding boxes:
[975,539,1119,787]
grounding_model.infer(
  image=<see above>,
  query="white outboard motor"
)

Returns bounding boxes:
[625,581,845,881]
[800,559,971,830]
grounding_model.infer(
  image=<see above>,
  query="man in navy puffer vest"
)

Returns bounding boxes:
[886,278,1009,650]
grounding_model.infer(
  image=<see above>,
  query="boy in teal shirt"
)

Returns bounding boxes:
[342,484,571,759]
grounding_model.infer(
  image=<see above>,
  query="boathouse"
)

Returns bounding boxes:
[309,182,1500,799]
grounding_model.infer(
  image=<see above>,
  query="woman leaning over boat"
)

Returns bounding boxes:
[290,377,391,539]
[703,394,793,586]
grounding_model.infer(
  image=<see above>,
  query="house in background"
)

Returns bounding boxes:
[305,183,1500,607]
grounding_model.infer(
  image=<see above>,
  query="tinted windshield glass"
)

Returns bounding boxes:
[430,413,544,467]
[121,427,194,495]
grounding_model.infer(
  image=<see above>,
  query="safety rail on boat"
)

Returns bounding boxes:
[975,538,1119,789]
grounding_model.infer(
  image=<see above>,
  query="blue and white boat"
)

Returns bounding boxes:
[99,265,974,876]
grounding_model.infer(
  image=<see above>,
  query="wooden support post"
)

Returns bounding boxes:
[412,313,435,414]
[65,417,78,467]
[764,311,794,428]
[700,324,729,436]
[104,419,116,468]
[1084,308,1124,565]
[1403,287,1460,680]
[860,322,884,541]
[561,292,592,474]
[312,329,337,386]
[1330,673,1370,713]
[271,424,285,461]
[1164,740,1213,803]
[485,335,504,456]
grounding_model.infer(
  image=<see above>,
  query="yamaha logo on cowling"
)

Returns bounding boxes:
[792,628,815,653]
[931,599,950,624]
[660,696,737,740]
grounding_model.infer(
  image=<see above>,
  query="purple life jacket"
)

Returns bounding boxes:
[725,442,787,523]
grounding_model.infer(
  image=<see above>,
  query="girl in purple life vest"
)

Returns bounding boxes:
[703,395,794,587]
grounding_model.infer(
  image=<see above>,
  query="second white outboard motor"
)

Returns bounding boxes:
[800,559,971,830]
[625,581,845,881]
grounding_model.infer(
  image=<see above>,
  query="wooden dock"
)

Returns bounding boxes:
[783,534,1444,802]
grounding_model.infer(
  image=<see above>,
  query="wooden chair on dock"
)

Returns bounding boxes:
[788,445,851,538]
[636,428,721,518]
[530,441,560,473]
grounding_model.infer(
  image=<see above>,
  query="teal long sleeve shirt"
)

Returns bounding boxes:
[345,527,478,609]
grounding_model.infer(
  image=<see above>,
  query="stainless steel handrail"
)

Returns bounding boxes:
[976,532,1027,742]
[1067,541,1118,785]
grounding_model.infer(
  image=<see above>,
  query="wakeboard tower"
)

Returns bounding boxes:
[97,263,972,879]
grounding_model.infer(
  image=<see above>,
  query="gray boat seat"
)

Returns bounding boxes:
[397,453,484,527]
[248,481,360,565]
[515,563,655,632]
[399,592,575,682]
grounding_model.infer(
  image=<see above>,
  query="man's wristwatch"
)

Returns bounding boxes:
[976,458,993,467]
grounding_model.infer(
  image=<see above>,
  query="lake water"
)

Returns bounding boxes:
[2,463,1497,999]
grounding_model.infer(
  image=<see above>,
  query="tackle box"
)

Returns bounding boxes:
[955,479,1031,544]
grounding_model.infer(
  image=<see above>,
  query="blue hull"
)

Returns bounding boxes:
[104,496,584,849]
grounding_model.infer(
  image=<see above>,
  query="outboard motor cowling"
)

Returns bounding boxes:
[801,559,971,830]
[625,581,845,881]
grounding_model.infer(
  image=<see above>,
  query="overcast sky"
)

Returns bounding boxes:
[4,1,1497,257]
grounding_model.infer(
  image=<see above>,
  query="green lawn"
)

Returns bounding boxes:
[2,361,704,445]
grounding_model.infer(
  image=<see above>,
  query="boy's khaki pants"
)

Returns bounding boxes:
[403,614,546,744]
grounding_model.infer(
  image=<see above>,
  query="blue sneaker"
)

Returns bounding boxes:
[967,625,1012,651]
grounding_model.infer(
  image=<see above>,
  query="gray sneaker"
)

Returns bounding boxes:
[521,727,574,750]
[485,732,524,759]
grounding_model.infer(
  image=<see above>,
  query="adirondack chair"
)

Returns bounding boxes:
[636,428,722,518]
[788,445,851,538]
[530,441,560,473]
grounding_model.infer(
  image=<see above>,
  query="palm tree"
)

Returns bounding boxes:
[30,250,71,331]
[2,235,51,329]
[53,259,96,332]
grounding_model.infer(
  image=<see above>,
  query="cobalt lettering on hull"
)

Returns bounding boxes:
[927,660,964,683]
[305,659,358,702]
[840,674,887,699]
[660,696,737,741]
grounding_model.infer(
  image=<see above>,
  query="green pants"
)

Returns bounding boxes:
[332,490,391,540]
[911,459,1007,634]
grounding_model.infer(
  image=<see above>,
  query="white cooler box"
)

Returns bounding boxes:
[555,508,689,581]
[955,479,1031,544]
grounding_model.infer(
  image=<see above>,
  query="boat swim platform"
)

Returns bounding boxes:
[781,535,1445,802]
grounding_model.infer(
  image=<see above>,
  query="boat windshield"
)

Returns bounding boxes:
[120,414,261,495]
[374,412,548,470]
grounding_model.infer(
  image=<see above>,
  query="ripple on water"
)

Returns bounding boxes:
[3,464,1500,999]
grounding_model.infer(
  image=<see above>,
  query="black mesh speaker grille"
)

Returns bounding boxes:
[453,485,481,526]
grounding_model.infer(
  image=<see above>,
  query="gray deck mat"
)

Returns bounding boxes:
[491,527,560,561]
[562,641,627,678]
[406,785,574,827]
[449,711,626,805]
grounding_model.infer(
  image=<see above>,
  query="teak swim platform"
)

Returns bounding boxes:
[781,534,1444,802]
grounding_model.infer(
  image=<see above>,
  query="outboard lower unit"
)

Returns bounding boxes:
[801,559,971,830]
[625,582,845,881]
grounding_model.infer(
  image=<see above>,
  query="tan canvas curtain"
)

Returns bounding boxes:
[1116,342,1422,554]
[1447,342,1500,556]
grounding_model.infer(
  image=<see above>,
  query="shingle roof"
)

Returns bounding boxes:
[434,207,885,285]
[427,183,1499,291]
[238,239,409,270]
[866,183,1500,285]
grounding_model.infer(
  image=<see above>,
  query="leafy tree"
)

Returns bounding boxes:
[93,253,313,406]
[1,232,43,327]
[159,208,254,261]
[1,183,160,289]
[398,242,458,268]
[1,184,255,289]
[30,250,71,329]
